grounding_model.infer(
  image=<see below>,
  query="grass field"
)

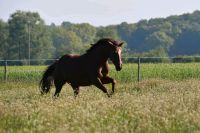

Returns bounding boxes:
[0,63,200,132]
[1,63,200,82]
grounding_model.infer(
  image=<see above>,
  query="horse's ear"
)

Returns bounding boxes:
[118,42,124,47]
[108,41,118,50]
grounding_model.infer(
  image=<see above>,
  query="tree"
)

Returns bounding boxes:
[51,27,82,57]
[170,27,200,56]
[8,10,55,60]
[3,9,200,61]
[117,22,136,44]
[139,31,174,52]
[0,19,8,59]
[96,26,120,40]
[61,22,96,45]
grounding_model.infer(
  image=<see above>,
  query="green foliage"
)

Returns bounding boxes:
[96,26,120,40]
[62,22,96,45]
[1,10,200,60]
[140,31,174,51]
[120,10,200,56]
[7,11,55,60]
[50,27,82,57]
[0,19,8,60]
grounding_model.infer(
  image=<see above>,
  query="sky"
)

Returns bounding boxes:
[1,0,200,26]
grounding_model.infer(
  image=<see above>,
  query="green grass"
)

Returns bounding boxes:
[110,63,200,81]
[0,63,200,82]
[0,66,45,81]
[1,63,200,132]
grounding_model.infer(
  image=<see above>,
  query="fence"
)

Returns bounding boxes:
[1,57,200,82]
[0,59,57,81]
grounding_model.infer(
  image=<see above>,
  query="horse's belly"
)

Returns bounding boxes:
[77,82,92,86]
[55,59,96,86]
[65,74,93,86]
[66,79,92,86]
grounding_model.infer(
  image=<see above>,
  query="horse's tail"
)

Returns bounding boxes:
[39,61,57,94]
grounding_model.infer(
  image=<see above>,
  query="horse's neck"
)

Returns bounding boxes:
[85,48,109,67]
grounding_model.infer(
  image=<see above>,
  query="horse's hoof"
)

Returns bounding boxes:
[107,93,112,98]
[110,92,114,95]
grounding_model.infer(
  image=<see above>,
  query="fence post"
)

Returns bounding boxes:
[4,60,7,81]
[138,57,140,82]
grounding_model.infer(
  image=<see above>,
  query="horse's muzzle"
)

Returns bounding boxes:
[116,65,122,71]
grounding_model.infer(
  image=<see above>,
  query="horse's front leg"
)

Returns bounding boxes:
[93,78,111,97]
[101,76,116,95]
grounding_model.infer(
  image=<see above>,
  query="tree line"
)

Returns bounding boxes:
[1,10,200,61]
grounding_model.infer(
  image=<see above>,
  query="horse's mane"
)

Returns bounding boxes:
[86,38,118,53]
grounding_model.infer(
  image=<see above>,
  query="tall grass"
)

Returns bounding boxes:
[1,79,200,132]
[1,63,200,132]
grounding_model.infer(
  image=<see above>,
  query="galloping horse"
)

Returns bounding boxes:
[40,38,123,97]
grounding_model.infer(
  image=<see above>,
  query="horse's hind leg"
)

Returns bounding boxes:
[71,84,80,98]
[54,80,65,97]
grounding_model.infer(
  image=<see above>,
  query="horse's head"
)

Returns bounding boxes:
[108,41,123,71]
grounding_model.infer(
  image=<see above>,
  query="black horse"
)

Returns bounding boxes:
[40,38,123,97]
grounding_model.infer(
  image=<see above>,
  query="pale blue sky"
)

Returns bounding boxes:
[1,0,200,26]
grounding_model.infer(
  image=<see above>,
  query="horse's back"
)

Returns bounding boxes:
[59,54,83,69]
[62,54,80,60]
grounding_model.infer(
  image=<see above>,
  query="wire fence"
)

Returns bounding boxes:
[0,57,200,82]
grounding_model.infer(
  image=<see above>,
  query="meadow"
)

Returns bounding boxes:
[0,63,200,132]
[1,63,200,82]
